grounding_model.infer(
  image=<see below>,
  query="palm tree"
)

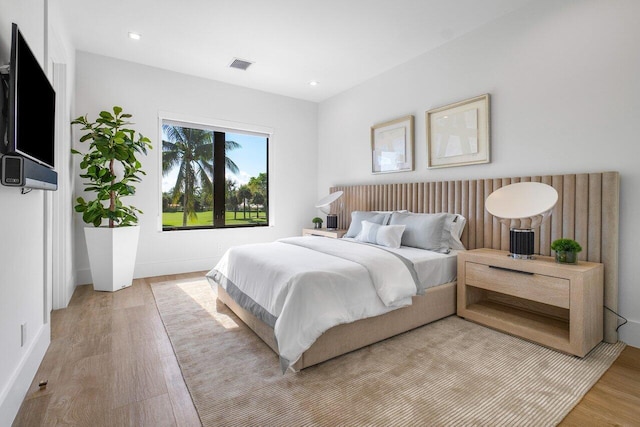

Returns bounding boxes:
[237,185,252,220]
[162,125,240,226]
[252,192,265,219]
[225,179,239,220]
[248,173,267,219]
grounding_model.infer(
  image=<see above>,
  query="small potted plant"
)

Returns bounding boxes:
[312,217,323,229]
[551,238,582,264]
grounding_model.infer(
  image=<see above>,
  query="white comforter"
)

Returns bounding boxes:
[206,236,420,371]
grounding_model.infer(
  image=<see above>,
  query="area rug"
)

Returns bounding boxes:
[151,278,625,426]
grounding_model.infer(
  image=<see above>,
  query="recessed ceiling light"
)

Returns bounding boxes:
[128,32,141,40]
[309,81,319,86]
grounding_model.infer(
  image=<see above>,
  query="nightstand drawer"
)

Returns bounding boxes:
[465,261,570,309]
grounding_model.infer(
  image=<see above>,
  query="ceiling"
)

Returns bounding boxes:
[57,0,532,103]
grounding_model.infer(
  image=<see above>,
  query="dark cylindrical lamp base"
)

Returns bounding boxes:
[326,214,338,230]
[509,228,535,259]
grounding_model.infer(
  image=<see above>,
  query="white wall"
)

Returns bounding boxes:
[0,0,74,423]
[318,0,640,347]
[0,3,48,425]
[48,0,76,309]
[73,52,318,282]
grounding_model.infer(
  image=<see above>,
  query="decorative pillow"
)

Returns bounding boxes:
[344,211,391,238]
[388,212,456,252]
[355,221,406,248]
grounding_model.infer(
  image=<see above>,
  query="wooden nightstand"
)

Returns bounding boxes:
[457,248,603,357]
[302,228,347,239]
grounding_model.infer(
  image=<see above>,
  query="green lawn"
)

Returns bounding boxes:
[162,210,267,227]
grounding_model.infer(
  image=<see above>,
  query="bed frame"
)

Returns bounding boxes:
[218,171,620,370]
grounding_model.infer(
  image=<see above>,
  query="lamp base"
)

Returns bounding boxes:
[509,228,535,259]
[326,214,338,230]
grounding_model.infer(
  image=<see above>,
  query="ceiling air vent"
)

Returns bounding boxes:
[229,58,253,71]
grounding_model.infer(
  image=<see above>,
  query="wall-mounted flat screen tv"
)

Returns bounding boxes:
[2,23,56,169]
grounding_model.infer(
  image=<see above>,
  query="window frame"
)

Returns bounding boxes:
[158,112,273,232]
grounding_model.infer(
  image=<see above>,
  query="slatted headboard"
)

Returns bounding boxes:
[331,171,620,343]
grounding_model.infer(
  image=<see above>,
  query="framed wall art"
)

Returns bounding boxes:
[426,94,490,168]
[371,115,414,174]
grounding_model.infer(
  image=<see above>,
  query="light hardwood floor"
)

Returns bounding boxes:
[13,273,640,426]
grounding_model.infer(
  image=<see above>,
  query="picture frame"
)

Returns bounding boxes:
[426,94,490,168]
[371,115,414,174]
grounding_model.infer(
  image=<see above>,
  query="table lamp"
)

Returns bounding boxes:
[315,191,344,230]
[485,182,558,259]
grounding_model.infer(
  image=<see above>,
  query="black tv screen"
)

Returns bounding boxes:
[5,23,56,169]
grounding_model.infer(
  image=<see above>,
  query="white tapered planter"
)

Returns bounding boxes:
[84,226,140,292]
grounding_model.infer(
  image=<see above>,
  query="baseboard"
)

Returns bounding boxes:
[619,318,640,348]
[0,323,50,426]
[76,255,222,286]
[135,256,223,279]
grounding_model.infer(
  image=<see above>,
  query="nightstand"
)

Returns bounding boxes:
[457,248,603,357]
[302,228,347,239]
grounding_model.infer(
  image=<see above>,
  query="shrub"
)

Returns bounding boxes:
[551,238,583,253]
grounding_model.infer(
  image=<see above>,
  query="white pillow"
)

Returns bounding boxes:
[374,210,409,214]
[398,211,467,251]
[344,211,391,238]
[450,215,467,250]
[388,212,452,251]
[355,221,406,249]
[389,212,467,251]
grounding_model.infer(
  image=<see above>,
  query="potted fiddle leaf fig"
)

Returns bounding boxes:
[71,106,152,292]
[551,238,582,264]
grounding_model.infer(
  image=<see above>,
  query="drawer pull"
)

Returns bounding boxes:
[489,265,534,275]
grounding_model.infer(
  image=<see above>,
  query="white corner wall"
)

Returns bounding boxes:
[0,0,59,424]
[48,0,77,310]
[73,52,318,283]
[318,0,640,347]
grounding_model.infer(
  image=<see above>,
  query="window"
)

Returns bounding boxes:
[161,119,269,230]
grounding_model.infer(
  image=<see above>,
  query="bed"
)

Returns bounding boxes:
[208,172,620,372]
[208,211,463,371]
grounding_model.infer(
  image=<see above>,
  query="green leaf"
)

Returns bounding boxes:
[113,106,123,116]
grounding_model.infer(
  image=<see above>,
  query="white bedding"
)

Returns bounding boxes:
[342,238,459,293]
[206,236,458,371]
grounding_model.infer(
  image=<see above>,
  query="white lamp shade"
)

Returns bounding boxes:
[315,191,344,215]
[486,182,558,229]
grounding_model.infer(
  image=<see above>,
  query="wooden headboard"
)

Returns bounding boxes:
[331,171,620,343]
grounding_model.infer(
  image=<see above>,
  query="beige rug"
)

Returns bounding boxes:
[151,278,625,426]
